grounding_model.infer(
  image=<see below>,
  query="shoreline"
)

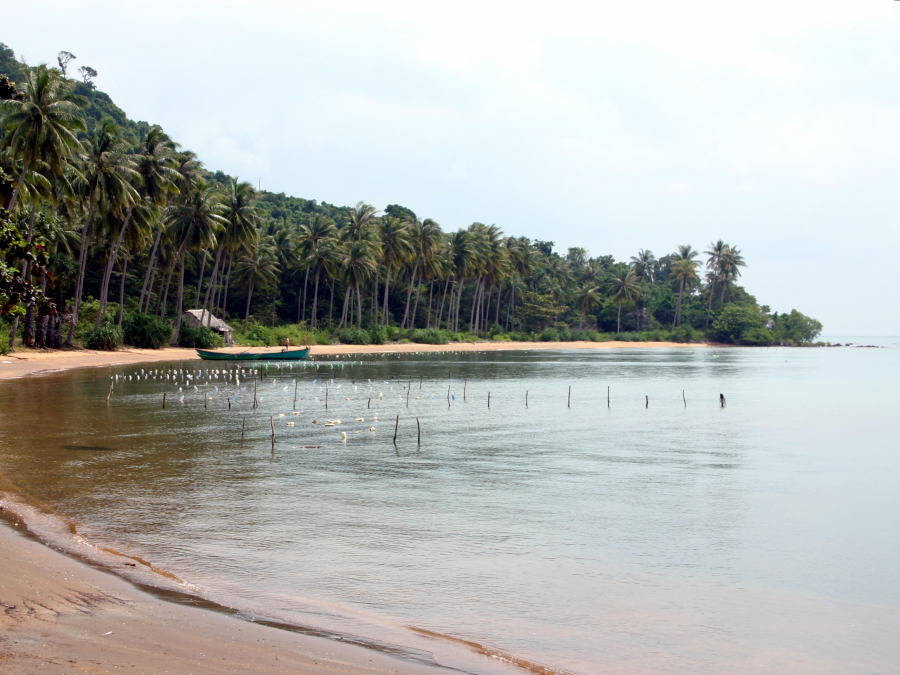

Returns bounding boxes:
[0,339,708,380]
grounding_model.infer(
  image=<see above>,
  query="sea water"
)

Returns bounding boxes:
[1,344,899,673]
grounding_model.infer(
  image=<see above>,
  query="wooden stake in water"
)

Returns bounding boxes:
[293,379,298,410]
[720,393,726,408]
[253,381,258,409]
[393,415,400,445]
[227,396,231,410]
[568,385,571,409]
[416,417,421,448]
[325,385,329,410]
[162,392,167,409]
[241,416,246,443]
[525,390,529,408]
[488,392,491,409]
[682,389,687,407]
[204,394,208,409]
[464,378,468,401]
[270,416,276,451]
[607,386,610,409]
[406,382,411,408]
[367,397,371,409]
[106,380,114,404]
[645,395,649,409]
[447,384,451,409]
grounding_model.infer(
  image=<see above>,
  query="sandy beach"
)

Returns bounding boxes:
[0,339,703,673]
[0,340,705,381]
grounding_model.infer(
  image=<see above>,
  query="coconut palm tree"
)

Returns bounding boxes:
[400,217,441,329]
[234,234,280,319]
[575,283,602,328]
[379,216,414,324]
[611,267,640,333]
[167,182,226,339]
[96,126,179,324]
[66,121,139,345]
[670,245,699,327]
[203,179,257,324]
[294,213,336,323]
[1,64,84,212]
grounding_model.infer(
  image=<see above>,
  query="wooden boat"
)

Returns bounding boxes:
[196,347,311,361]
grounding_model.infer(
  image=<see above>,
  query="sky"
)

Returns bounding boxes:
[6,0,900,335]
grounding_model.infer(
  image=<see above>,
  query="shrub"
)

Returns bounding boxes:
[178,324,224,349]
[538,327,560,342]
[84,320,123,351]
[410,328,449,344]
[740,327,775,346]
[368,325,389,345]
[339,327,371,345]
[122,313,172,349]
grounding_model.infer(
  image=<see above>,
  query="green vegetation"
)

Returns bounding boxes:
[0,43,822,351]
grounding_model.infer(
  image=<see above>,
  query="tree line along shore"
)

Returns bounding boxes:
[0,43,822,356]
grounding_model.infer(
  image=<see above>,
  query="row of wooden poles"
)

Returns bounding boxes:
[110,378,727,412]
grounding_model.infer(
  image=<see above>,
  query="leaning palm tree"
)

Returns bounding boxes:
[96,126,179,324]
[338,238,378,329]
[166,182,226,340]
[66,121,139,345]
[611,267,640,334]
[1,64,84,212]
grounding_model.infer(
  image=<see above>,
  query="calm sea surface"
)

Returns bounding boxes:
[1,343,899,673]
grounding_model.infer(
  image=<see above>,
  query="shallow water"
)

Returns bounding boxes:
[1,344,899,673]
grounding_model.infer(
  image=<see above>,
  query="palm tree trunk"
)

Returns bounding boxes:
[65,199,98,346]
[221,254,234,317]
[202,247,223,326]
[299,266,309,323]
[357,285,364,328]
[339,286,351,329]
[328,279,336,328]
[97,206,133,326]
[6,157,33,212]
[382,264,393,325]
[244,278,255,319]
[117,257,128,326]
[194,252,207,309]
[400,262,418,329]
[158,257,176,317]
[138,230,162,313]
[311,269,321,329]
[617,303,622,334]
[173,248,187,342]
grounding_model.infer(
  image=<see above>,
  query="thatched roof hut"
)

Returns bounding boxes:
[183,309,234,345]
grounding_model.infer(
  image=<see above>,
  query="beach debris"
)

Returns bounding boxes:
[355,417,365,422]
[369,426,377,432]
[341,431,347,442]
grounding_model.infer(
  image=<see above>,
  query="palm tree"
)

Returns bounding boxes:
[670,245,698,327]
[611,267,640,333]
[204,179,257,324]
[294,214,336,323]
[167,182,226,340]
[379,216,414,324]
[630,249,656,283]
[575,283,602,328]
[1,64,84,212]
[233,234,280,319]
[400,217,441,329]
[338,238,378,329]
[66,121,139,345]
[96,125,179,324]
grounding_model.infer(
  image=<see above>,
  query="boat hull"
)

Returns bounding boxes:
[196,348,311,361]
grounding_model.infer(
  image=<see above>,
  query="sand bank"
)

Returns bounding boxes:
[0,340,706,380]
[0,512,453,674]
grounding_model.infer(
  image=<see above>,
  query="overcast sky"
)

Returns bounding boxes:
[7,0,900,335]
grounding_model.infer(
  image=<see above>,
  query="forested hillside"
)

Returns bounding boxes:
[0,42,822,351]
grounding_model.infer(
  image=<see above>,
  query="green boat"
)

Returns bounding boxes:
[196,347,311,361]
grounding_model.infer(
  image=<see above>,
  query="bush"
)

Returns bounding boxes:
[178,323,224,349]
[740,327,775,346]
[122,313,172,349]
[368,325,389,345]
[84,320,123,351]
[410,328,449,344]
[339,327,371,345]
